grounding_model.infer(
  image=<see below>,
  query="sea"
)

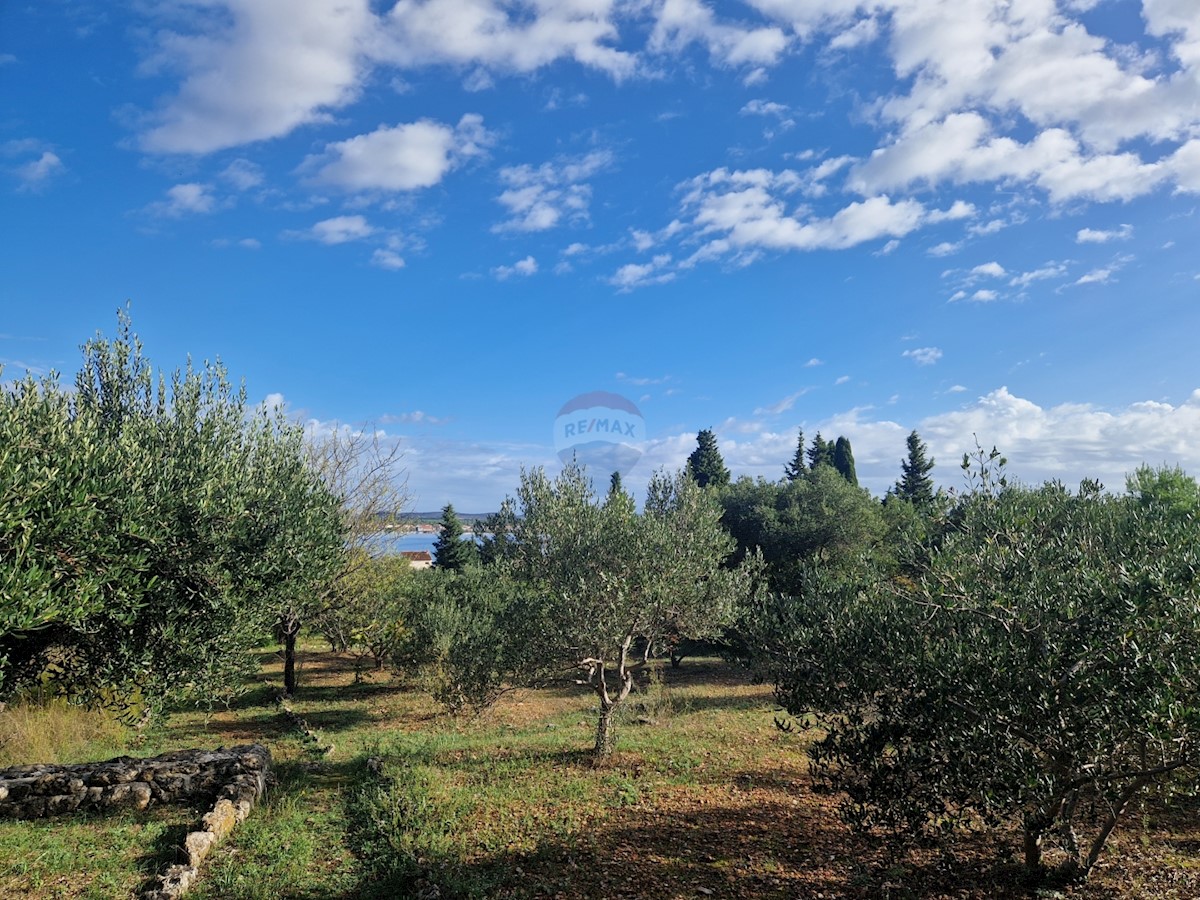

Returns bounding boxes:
[370,532,484,556]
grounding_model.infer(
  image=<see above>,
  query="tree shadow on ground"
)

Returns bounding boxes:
[291,706,372,734]
[342,789,1148,900]
[157,708,294,748]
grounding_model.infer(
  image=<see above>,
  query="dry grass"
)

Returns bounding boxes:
[3,646,1200,899]
[0,699,128,768]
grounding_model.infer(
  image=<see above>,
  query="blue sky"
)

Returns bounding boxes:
[3,0,1199,511]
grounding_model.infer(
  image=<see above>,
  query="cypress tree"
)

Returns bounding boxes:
[784,429,807,481]
[895,430,936,510]
[833,436,858,486]
[686,428,731,489]
[609,470,625,497]
[432,503,476,571]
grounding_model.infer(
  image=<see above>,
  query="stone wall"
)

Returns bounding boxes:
[0,744,270,820]
[0,744,271,899]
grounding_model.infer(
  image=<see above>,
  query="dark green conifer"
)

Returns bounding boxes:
[784,429,807,481]
[807,433,834,469]
[686,428,731,488]
[895,430,936,510]
[833,436,858,486]
[432,503,476,571]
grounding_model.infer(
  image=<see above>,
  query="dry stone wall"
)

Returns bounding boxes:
[0,744,270,820]
[0,744,270,899]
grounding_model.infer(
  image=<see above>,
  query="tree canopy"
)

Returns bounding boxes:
[686,428,731,489]
[744,455,1200,881]
[893,429,936,509]
[432,503,476,572]
[463,463,752,756]
[0,312,345,716]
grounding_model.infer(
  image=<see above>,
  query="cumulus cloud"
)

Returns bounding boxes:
[302,114,491,192]
[147,182,218,216]
[492,255,538,279]
[1077,224,1133,243]
[140,0,374,153]
[13,151,64,190]
[220,158,264,190]
[299,214,376,244]
[927,241,962,257]
[649,0,789,68]
[667,168,962,265]
[903,346,943,365]
[610,253,675,290]
[920,387,1200,491]
[970,261,1005,278]
[372,0,636,79]
[494,150,612,232]
[686,386,1200,499]
[371,248,406,269]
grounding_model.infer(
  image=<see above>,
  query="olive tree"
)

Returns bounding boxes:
[272,423,407,696]
[313,549,413,680]
[476,463,752,757]
[747,452,1200,881]
[0,313,344,716]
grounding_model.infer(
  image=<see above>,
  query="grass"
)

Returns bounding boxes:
[2,643,1199,898]
[0,698,130,768]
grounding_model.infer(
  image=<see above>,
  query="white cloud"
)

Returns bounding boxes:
[970,288,999,302]
[149,182,217,216]
[676,168,940,259]
[14,151,64,189]
[239,237,261,249]
[220,158,264,190]
[740,98,795,131]
[371,248,406,269]
[828,16,879,51]
[373,0,636,79]
[304,214,375,245]
[380,410,447,425]
[1010,262,1068,287]
[903,346,943,365]
[850,113,1171,204]
[492,255,538,280]
[970,261,1005,277]
[494,150,612,232]
[754,389,810,416]
[302,114,491,192]
[740,99,790,118]
[947,384,968,393]
[1076,224,1133,243]
[835,375,851,385]
[928,241,962,257]
[650,0,790,68]
[804,358,823,367]
[610,253,675,290]
[920,386,1200,491]
[1074,266,1114,286]
[140,0,374,153]
[968,218,1008,236]
[1072,253,1133,286]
